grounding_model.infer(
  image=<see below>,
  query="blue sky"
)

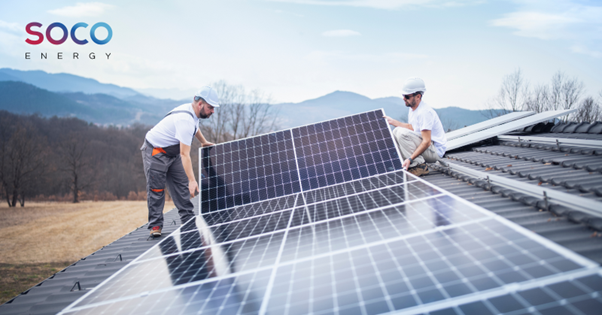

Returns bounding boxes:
[0,0,600,110]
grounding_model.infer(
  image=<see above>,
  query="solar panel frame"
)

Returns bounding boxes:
[446,109,576,151]
[445,111,535,141]
[58,110,601,315]
[199,109,403,214]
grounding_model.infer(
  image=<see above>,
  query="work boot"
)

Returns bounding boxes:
[150,226,162,237]
[408,164,429,177]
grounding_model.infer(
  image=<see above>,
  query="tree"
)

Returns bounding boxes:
[0,119,47,207]
[484,68,528,118]
[483,70,592,122]
[523,84,550,113]
[58,133,94,203]
[573,97,601,123]
[199,81,279,143]
[549,71,585,111]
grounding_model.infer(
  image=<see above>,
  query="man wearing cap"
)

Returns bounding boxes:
[141,86,219,236]
[384,77,447,177]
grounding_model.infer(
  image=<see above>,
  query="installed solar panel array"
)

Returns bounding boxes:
[60,110,602,315]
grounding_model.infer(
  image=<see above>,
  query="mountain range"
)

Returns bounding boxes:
[0,68,497,129]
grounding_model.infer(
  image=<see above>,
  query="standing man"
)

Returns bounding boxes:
[141,86,219,236]
[384,77,447,177]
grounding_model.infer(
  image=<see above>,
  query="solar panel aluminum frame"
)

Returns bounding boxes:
[198,108,405,211]
[445,111,535,141]
[446,109,576,151]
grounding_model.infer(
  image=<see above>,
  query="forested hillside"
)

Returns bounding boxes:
[0,111,204,206]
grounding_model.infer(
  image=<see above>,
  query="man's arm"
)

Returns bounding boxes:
[383,116,413,130]
[402,129,432,170]
[195,130,215,147]
[180,142,198,198]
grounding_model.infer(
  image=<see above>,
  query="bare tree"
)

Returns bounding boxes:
[484,70,588,122]
[199,81,279,143]
[573,97,601,123]
[548,71,584,121]
[59,133,94,203]
[523,84,550,113]
[483,69,529,118]
[0,121,47,207]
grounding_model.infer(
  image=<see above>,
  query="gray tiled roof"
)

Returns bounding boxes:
[426,121,602,264]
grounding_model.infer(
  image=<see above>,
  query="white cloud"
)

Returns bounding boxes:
[491,11,577,40]
[0,20,24,58]
[0,20,20,34]
[571,45,602,59]
[267,0,481,10]
[490,1,602,58]
[48,2,114,17]
[322,29,361,37]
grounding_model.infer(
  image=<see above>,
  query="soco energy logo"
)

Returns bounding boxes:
[25,22,113,60]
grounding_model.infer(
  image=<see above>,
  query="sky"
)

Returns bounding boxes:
[0,0,601,110]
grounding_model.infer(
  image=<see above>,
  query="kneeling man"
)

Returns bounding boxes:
[384,77,447,176]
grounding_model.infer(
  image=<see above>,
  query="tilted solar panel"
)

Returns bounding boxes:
[200,109,402,213]
[445,111,534,141]
[446,109,576,151]
[59,110,601,315]
[200,129,301,212]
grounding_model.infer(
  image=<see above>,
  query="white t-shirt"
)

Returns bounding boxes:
[408,100,447,157]
[146,103,199,147]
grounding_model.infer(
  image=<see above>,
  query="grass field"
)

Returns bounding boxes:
[0,200,174,304]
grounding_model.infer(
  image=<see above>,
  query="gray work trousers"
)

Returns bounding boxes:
[141,140,195,229]
[392,127,440,168]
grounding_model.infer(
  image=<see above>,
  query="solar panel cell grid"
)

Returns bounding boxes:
[201,130,301,212]
[60,110,600,315]
[63,270,272,315]
[200,194,298,227]
[433,275,602,315]
[293,110,401,191]
[76,231,285,307]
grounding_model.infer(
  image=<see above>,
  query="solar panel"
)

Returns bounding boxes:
[59,110,601,315]
[200,109,402,212]
[445,111,534,141]
[446,109,576,151]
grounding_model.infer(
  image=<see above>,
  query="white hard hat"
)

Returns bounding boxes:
[195,86,220,107]
[401,77,426,95]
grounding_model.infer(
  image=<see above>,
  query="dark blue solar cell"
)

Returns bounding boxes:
[518,287,556,306]
[458,301,494,315]
[489,294,525,313]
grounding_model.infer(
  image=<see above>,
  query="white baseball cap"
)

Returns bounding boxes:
[195,86,220,107]
[401,77,426,95]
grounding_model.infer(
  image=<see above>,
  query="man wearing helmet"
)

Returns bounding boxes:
[384,77,447,176]
[141,86,219,236]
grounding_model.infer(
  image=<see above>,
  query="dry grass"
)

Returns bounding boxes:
[1,262,71,304]
[0,200,174,264]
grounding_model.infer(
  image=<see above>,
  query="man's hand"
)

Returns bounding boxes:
[189,180,199,198]
[201,142,215,147]
[383,115,400,127]
[384,116,414,130]
[402,158,411,170]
